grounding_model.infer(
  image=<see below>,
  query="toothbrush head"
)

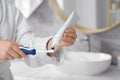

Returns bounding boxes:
[51,45,55,50]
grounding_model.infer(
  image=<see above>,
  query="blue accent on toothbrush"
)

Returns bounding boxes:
[51,45,55,50]
[20,47,36,55]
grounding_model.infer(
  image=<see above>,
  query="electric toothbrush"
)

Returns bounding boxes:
[20,47,54,55]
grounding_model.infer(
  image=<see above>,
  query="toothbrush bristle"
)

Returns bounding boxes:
[51,45,55,50]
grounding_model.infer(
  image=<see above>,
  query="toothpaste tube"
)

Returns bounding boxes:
[52,11,79,49]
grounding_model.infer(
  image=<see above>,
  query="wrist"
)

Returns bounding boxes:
[46,38,54,56]
[46,38,62,56]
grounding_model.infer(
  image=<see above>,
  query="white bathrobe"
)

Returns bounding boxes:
[0,0,63,79]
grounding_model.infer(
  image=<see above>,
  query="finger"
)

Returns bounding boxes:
[14,42,22,47]
[61,38,75,47]
[6,54,15,60]
[8,48,22,59]
[63,33,77,38]
[11,45,27,58]
[65,28,76,33]
[63,37,75,43]
[4,57,9,60]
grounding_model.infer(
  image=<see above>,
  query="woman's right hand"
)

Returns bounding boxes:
[0,40,27,60]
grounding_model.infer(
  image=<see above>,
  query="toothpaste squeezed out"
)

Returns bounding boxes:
[51,11,79,49]
[37,50,54,53]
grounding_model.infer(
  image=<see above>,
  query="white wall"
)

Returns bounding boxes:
[57,0,76,15]
[57,0,109,29]
[96,0,109,28]
[76,0,97,29]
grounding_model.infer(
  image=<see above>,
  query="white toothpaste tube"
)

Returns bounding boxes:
[52,11,79,49]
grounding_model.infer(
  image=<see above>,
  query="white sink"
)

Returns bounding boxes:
[57,51,112,75]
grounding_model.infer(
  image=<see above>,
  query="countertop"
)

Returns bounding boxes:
[10,61,120,80]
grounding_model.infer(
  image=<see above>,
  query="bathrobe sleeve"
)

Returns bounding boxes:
[0,0,64,67]
[15,6,64,67]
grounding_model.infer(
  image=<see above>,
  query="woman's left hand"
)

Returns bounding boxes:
[60,28,77,47]
[47,28,77,56]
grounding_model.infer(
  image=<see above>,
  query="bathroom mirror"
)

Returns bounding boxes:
[50,0,120,34]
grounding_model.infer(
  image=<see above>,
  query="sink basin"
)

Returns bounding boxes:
[57,51,112,75]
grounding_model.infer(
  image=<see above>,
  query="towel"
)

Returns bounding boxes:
[15,0,43,18]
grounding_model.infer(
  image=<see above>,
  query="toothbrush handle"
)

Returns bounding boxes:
[20,47,36,55]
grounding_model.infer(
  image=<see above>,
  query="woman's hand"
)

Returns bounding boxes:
[47,28,77,56]
[0,40,27,60]
[60,28,77,47]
